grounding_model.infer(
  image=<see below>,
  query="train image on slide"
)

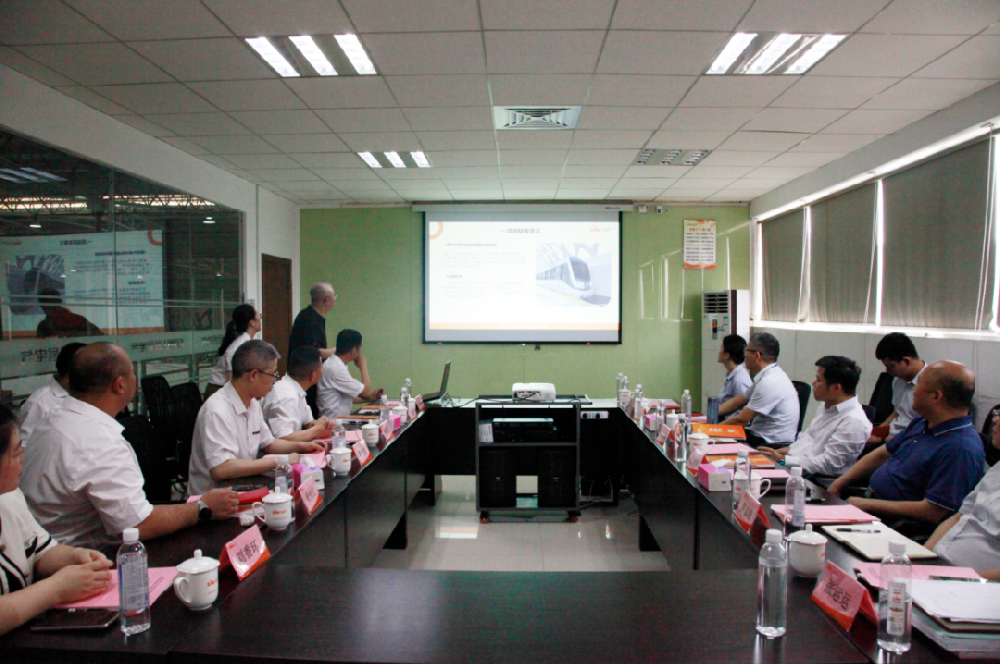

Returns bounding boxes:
[535,249,611,307]
[537,256,593,297]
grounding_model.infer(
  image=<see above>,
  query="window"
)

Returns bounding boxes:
[761,209,804,322]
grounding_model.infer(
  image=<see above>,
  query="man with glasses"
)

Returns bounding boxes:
[187,340,325,497]
[289,282,338,418]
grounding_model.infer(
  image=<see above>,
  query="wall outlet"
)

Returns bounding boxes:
[656,205,664,214]
[581,411,608,419]
[638,204,648,213]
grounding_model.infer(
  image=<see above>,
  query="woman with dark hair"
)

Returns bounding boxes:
[0,405,112,636]
[205,304,261,398]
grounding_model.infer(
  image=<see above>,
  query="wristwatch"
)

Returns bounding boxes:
[197,499,212,523]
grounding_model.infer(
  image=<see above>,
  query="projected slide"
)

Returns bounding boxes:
[425,216,620,343]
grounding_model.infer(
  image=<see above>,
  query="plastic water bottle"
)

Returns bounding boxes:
[681,389,692,418]
[633,384,644,422]
[756,529,788,639]
[274,454,292,494]
[877,541,912,653]
[732,449,751,512]
[400,379,410,410]
[117,528,151,636]
[333,424,346,449]
[616,373,623,399]
[784,466,807,538]
[676,418,691,463]
[379,394,390,423]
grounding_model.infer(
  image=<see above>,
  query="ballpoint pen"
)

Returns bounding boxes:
[833,527,880,533]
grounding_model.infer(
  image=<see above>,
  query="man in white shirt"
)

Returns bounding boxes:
[17,342,84,444]
[717,334,752,417]
[22,343,238,547]
[261,346,334,440]
[720,332,800,447]
[758,356,872,476]
[870,332,926,445]
[188,340,326,497]
[317,329,384,418]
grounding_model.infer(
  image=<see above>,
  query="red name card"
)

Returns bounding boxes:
[812,562,877,630]
[734,490,767,533]
[379,419,392,443]
[415,394,425,411]
[408,402,417,420]
[219,525,270,580]
[353,440,372,467]
[297,477,321,514]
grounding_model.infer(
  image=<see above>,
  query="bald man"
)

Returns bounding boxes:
[22,343,238,546]
[830,361,985,524]
[289,281,337,417]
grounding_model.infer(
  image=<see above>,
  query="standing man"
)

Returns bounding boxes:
[18,342,84,444]
[288,282,337,417]
[870,332,926,447]
[317,330,384,418]
[261,347,335,441]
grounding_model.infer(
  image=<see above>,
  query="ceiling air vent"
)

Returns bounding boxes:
[632,149,711,166]
[493,106,582,130]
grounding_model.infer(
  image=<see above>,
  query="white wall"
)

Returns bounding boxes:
[0,65,299,313]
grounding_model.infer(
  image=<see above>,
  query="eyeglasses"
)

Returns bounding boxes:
[253,368,280,382]
[745,347,761,355]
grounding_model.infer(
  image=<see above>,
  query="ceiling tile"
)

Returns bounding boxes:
[129,39,274,81]
[647,130,733,149]
[264,134,350,153]
[427,151,499,167]
[337,132,422,151]
[741,108,846,133]
[186,81,307,112]
[577,107,670,130]
[417,131,496,150]
[658,190,710,200]
[188,135,281,153]
[505,190,557,199]
[218,153,301,169]
[763,152,845,167]
[310,166,381,179]
[111,114,176,136]
[499,150,567,165]
[443,179,503,189]
[502,178,562,188]
[862,0,1000,35]
[402,107,492,131]
[376,168,442,179]
[54,86,131,114]
[489,74,593,105]
[611,188,667,197]
[623,165,690,178]
[146,113,252,136]
[586,75,695,107]
[16,43,171,85]
[565,149,637,164]
[913,37,1000,79]
[738,0,886,32]
[392,180,449,191]
[196,154,239,170]
[748,166,816,179]
[249,168,320,182]
[718,131,810,151]
[558,177,623,188]
[341,0,480,31]
[861,78,999,110]
[662,107,759,131]
[685,165,755,179]
[732,177,795,188]
[330,180,395,190]
[315,109,412,133]
[612,0,753,30]
[435,166,501,179]
[482,0,615,29]
[290,154,368,168]
[485,31,605,74]
[502,166,564,177]
[0,47,75,86]
[0,0,111,44]
[201,0,354,36]
[365,33,486,75]
[452,189,505,199]
[598,32,729,75]
[563,164,628,177]
[771,76,897,109]
[808,35,967,78]
[681,76,797,108]
[788,133,881,152]
[229,110,329,134]
[496,132,574,150]
[821,109,931,134]
[555,189,612,199]
[91,83,217,114]
[385,75,490,106]
[66,0,230,40]
[160,137,212,154]
[705,192,755,202]
[571,130,652,148]
[285,77,399,109]
[698,151,779,166]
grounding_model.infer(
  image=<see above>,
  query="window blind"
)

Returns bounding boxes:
[762,209,804,322]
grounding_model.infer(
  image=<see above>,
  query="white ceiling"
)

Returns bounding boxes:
[2,0,1000,205]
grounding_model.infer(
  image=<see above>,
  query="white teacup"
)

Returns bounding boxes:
[173,549,219,611]
[688,432,710,454]
[733,471,772,501]
[788,524,827,577]
[362,422,379,445]
[391,405,407,426]
[329,446,352,476]
[252,492,293,531]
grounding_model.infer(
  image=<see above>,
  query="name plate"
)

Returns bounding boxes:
[379,419,392,442]
[219,525,270,580]
[408,402,417,420]
[353,440,372,467]
[297,477,321,515]
[415,394,425,411]
[734,490,763,532]
[811,562,877,630]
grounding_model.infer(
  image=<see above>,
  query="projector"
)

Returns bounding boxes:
[512,382,556,402]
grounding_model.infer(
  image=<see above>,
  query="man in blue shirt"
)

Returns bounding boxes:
[717,334,753,413]
[830,360,984,524]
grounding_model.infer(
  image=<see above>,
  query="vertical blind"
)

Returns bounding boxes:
[762,209,804,322]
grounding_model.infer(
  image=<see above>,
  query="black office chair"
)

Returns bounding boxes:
[170,381,204,481]
[980,404,1000,467]
[862,404,876,423]
[869,372,895,425]
[120,415,177,504]
[791,380,811,434]
[141,375,177,435]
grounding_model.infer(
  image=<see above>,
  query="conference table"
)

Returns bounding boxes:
[2,399,992,663]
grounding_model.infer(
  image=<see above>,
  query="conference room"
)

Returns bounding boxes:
[2,0,1000,661]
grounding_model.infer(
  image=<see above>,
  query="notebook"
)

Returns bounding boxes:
[771,503,877,524]
[822,522,937,560]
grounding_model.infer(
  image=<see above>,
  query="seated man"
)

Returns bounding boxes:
[18,342,84,444]
[22,343,239,547]
[925,414,1000,581]
[758,356,872,476]
[35,289,103,338]
[717,334,752,413]
[261,346,335,441]
[830,361,985,524]
[870,332,926,445]
[719,332,800,448]
[317,329,384,418]
[187,340,325,497]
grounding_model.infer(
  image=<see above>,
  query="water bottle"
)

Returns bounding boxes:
[616,372,623,398]
[681,389,692,418]
[379,394,390,423]
[676,418,691,463]
[732,449,751,512]
[274,454,292,494]
[400,379,410,411]
[877,541,912,653]
[117,528,151,636]
[333,424,346,449]
[756,529,788,639]
[784,466,807,538]
[633,384,644,422]
[619,376,630,409]
[707,396,720,424]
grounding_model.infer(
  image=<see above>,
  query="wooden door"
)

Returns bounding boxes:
[262,254,292,374]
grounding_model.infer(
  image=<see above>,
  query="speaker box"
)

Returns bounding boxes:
[538,448,576,508]
[478,448,516,508]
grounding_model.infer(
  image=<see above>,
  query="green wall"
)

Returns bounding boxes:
[299,206,751,404]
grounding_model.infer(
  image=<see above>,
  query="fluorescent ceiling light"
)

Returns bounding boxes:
[335,34,376,75]
[0,173,25,183]
[385,151,406,168]
[203,217,215,224]
[245,37,299,77]
[29,223,41,228]
[708,33,756,74]
[21,167,65,181]
[411,151,431,168]
[745,33,800,74]
[785,34,845,74]
[358,152,382,168]
[289,36,337,76]
[0,168,43,182]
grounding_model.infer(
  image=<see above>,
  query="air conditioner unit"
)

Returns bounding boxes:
[701,290,751,412]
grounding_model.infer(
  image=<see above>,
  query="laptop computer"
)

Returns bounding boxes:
[422,360,451,402]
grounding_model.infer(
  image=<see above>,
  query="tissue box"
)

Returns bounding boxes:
[392,413,402,431]
[644,413,658,431]
[698,463,731,492]
[293,464,324,491]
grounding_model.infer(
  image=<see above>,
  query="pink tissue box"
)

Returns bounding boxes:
[292,463,324,490]
[644,413,658,430]
[392,413,402,431]
[698,463,731,492]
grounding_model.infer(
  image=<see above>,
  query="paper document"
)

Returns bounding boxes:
[822,523,936,560]
[912,580,1000,624]
[705,453,775,469]
[706,442,755,455]
[855,563,980,588]
[772,504,877,524]
[55,567,178,609]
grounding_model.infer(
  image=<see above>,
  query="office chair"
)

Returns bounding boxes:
[170,381,204,481]
[120,414,178,504]
[862,404,876,423]
[869,372,895,425]
[141,375,178,437]
[791,380,811,434]
[980,404,1000,467]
